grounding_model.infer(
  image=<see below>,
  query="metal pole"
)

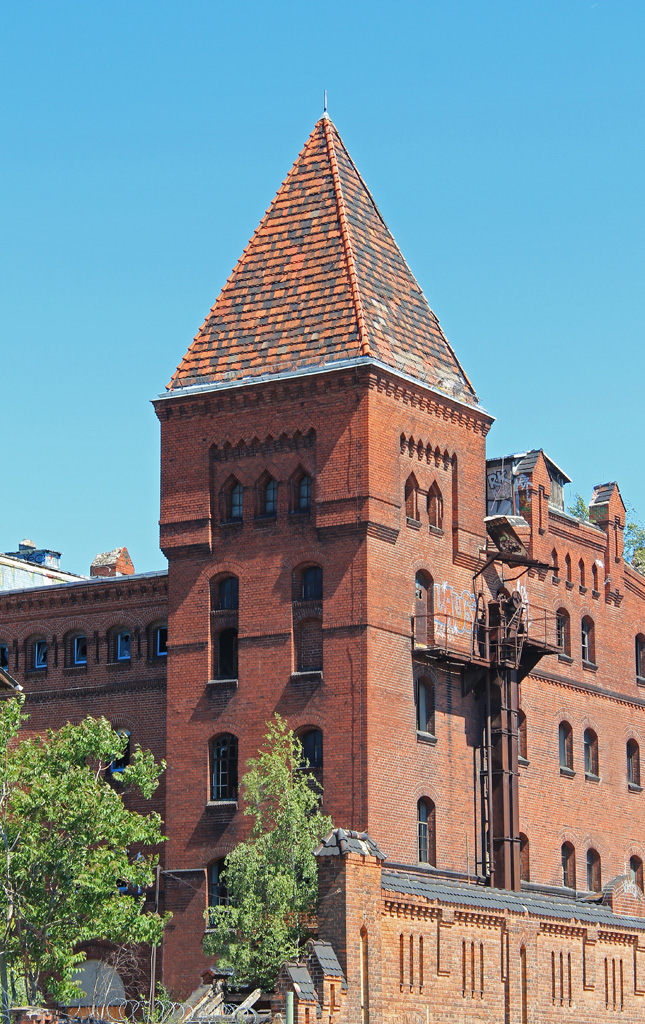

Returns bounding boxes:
[286,991,294,1024]
[148,864,161,1021]
[486,670,495,889]
[0,953,10,1024]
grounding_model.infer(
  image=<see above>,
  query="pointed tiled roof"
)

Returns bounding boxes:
[168,117,478,406]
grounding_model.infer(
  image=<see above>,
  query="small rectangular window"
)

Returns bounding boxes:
[34,641,47,669]
[156,626,168,657]
[117,631,131,661]
[74,636,87,665]
[0,644,8,670]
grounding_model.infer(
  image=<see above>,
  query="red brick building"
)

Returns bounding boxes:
[3,114,645,1019]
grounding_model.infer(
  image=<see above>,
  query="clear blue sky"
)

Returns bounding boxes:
[2,1,643,576]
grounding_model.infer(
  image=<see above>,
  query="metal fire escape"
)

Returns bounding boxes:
[411,515,559,892]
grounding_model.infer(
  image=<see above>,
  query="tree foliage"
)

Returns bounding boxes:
[0,698,167,1004]
[625,504,645,573]
[203,716,332,991]
[568,493,590,522]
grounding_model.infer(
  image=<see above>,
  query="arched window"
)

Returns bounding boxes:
[519,833,530,882]
[117,629,130,661]
[556,609,570,656]
[211,734,238,801]
[627,739,640,787]
[405,474,419,522]
[301,566,322,601]
[263,477,278,516]
[630,855,644,890]
[416,677,435,735]
[0,643,8,670]
[427,483,443,530]
[559,721,573,772]
[108,729,131,777]
[552,549,559,577]
[592,562,599,592]
[518,710,528,762]
[586,848,601,892]
[66,633,87,666]
[298,474,312,512]
[561,842,576,888]
[584,728,599,777]
[414,571,434,646]
[417,798,436,866]
[579,559,586,589]
[636,635,645,682]
[208,859,229,911]
[565,553,572,583]
[28,636,47,671]
[581,616,595,664]
[300,728,323,770]
[217,576,239,611]
[216,628,238,679]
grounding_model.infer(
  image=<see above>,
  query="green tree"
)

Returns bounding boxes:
[568,492,590,521]
[0,698,167,1004]
[625,503,645,573]
[203,716,332,990]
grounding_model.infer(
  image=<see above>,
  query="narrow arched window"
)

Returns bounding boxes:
[627,739,640,787]
[231,482,243,520]
[300,728,323,770]
[520,833,530,881]
[208,858,229,912]
[417,798,436,866]
[630,855,644,890]
[211,734,238,801]
[586,848,601,892]
[579,559,586,589]
[414,571,434,646]
[592,562,599,591]
[559,721,573,771]
[263,477,277,516]
[581,616,595,664]
[298,474,312,512]
[518,710,528,762]
[584,728,599,777]
[417,677,435,735]
[561,842,576,888]
[636,635,645,682]
[427,483,443,530]
[552,549,559,576]
[556,609,570,656]
[217,628,238,679]
[405,475,419,522]
[565,553,572,583]
[217,576,239,611]
[301,566,322,600]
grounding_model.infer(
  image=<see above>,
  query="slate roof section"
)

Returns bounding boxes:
[382,869,645,931]
[167,117,478,407]
[310,942,346,984]
[286,965,317,1003]
[315,828,387,860]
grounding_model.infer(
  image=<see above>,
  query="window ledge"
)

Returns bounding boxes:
[582,660,598,672]
[585,772,601,783]
[558,653,573,664]
[254,514,277,526]
[552,576,561,585]
[591,589,600,600]
[565,581,574,590]
[63,664,88,675]
[628,782,643,793]
[289,509,311,518]
[428,526,444,537]
[560,766,576,778]
[25,668,47,676]
[406,517,421,530]
[416,730,438,746]
[219,519,243,529]
[290,670,323,683]
[106,660,132,671]
[206,800,238,809]
[207,678,238,688]
[518,756,530,767]
[579,585,588,595]
[637,676,645,688]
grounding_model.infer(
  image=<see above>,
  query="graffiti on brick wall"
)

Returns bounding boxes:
[434,582,477,638]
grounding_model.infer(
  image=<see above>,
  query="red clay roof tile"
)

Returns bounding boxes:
[168,117,477,405]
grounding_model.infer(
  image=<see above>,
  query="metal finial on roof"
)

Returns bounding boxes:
[323,90,328,117]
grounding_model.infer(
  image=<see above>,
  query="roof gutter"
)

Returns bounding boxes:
[153,356,493,423]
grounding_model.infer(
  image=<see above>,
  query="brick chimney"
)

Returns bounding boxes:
[90,547,135,577]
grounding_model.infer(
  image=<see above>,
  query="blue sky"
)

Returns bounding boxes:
[2,1,643,575]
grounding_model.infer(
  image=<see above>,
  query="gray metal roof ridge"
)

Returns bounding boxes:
[1,568,168,598]
[381,869,645,930]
